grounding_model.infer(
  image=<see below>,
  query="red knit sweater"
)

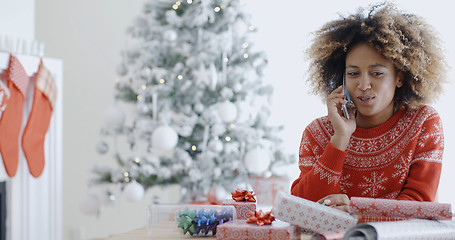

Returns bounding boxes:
[291,105,443,202]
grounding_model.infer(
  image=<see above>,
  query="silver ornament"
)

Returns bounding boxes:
[96,140,109,154]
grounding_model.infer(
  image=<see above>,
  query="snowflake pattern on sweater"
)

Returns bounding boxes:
[291,105,443,202]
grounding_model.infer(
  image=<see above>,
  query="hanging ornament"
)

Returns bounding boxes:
[151,125,179,151]
[209,63,218,90]
[244,148,271,175]
[136,102,150,115]
[79,193,101,215]
[193,103,204,113]
[208,137,223,153]
[116,63,128,76]
[193,64,212,87]
[96,140,109,154]
[103,105,125,129]
[163,29,178,42]
[217,100,237,122]
[123,180,145,202]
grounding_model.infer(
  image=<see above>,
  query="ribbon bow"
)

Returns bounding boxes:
[246,210,275,226]
[231,188,256,202]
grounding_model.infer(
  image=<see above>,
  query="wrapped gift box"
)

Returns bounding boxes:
[249,177,290,206]
[223,198,256,220]
[216,220,300,240]
[350,197,452,220]
[271,191,357,234]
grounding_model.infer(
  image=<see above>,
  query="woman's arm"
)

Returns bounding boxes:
[396,108,444,201]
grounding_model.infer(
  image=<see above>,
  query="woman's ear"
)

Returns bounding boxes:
[396,71,404,88]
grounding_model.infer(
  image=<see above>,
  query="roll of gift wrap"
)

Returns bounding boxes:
[271,192,357,234]
[350,197,452,220]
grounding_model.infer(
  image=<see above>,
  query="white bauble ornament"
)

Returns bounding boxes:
[123,180,145,202]
[79,193,101,215]
[244,148,271,175]
[163,29,178,42]
[96,140,109,154]
[136,102,149,115]
[116,63,128,76]
[194,103,204,113]
[208,138,223,153]
[103,106,125,129]
[217,101,237,122]
[151,125,179,151]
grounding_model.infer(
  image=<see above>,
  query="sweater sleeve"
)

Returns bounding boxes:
[290,124,347,201]
[396,108,444,202]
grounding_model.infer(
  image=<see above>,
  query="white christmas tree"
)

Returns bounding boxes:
[91,0,295,204]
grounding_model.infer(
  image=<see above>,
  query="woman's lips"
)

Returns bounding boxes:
[356,95,375,105]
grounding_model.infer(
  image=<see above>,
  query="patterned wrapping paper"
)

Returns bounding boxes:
[223,199,256,220]
[216,220,301,240]
[271,191,357,234]
[350,197,452,220]
[343,219,455,240]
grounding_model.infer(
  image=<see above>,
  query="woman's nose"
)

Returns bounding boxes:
[358,75,371,91]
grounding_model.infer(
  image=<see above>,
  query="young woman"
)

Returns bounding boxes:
[290,2,448,212]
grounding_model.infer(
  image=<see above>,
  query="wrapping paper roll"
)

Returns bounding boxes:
[343,219,455,240]
[271,191,357,234]
[350,197,452,220]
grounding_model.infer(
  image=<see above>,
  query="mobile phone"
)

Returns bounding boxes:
[341,74,351,119]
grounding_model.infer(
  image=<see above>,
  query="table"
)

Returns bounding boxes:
[105,221,313,240]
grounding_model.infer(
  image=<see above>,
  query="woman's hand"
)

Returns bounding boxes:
[317,194,350,213]
[327,86,356,151]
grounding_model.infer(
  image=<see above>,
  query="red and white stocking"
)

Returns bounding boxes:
[22,60,57,178]
[0,55,30,177]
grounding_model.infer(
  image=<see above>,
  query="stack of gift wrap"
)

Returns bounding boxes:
[271,191,358,234]
[223,188,257,220]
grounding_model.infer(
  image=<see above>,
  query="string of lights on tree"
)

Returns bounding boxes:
[80,0,295,215]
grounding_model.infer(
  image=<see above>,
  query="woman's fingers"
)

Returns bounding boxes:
[317,194,350,212]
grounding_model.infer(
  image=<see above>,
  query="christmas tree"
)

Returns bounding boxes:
[91,0,294,203]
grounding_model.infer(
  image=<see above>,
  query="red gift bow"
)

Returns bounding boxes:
[231,188,256,202]
[246,210,275,226]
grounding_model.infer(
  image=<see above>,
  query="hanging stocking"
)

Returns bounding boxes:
[0,55,30,177]
[22,60,57,178]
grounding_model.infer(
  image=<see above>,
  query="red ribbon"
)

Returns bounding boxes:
[231,188,256,202]
[246,210,275,226]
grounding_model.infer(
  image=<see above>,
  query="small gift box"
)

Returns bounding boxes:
[223,188,257,220]
[216,220,301,240]
[271,191,357,234]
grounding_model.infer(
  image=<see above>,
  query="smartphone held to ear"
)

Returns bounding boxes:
[341,75,352,119]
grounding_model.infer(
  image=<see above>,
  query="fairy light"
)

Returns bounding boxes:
[187,0,192,3]
[134,157,141,163]
[191,145,197,151]
[220,4,226,9]
[243,53,249,59]
[242,42,249,48]
[172,4,179,10]
[159,78,165,84]
[124,172,129,177]
[125,177,130,182]
[177,74,183,80]
[175,1,181,5]
[230,123,236,129]
[248,26,255,31]
[214,6,221,12]
[141,84,147,90]
[225,136,231,142]
[137,95,142,100]
[224,57,229,63]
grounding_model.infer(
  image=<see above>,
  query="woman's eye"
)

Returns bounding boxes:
[347,72,358,76]
[371,72,383,76]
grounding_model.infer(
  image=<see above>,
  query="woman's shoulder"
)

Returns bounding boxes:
[306,115,333,133]
[403,105,441,126]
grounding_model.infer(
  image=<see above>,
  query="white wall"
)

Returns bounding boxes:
[36,0,455,239]
[0,0,35,39]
